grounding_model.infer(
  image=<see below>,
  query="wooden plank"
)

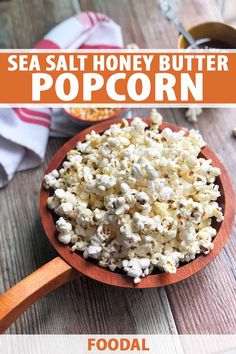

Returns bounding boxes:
[130,111,236,334]
[1,0,235,336]
[0,137,177,334]
[0,257,77,334]
[0,138,65,333]
[0,0,80,48]
[0,0,178,335]
[80,0,221,48]
[1,111,235,334]
[165,108,236,334]
[79,0,182,335]
[79,0,236,334]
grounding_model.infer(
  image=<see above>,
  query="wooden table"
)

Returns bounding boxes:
[0,0,235,334]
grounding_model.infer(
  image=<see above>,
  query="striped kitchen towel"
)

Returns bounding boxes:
[0,12,123,188]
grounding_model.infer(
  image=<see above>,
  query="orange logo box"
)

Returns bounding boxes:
[0,50,235,105]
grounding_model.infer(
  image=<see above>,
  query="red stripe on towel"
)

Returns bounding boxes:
[76,13,89,28]
[35,39,60,49]
[13,109,51,128]
[21,108,51,120]
[94,12,100,21]
[80,44,122,49]
[88,12,97,25]
[86,12,95,27]
[95,13,109,22]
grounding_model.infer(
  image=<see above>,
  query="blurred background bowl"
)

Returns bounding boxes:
[64,107,129,126]
[178,21,236,49]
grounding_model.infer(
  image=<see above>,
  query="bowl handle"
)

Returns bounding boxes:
[0,257,79,333]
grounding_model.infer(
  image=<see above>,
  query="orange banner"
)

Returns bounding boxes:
[0,50,235,105]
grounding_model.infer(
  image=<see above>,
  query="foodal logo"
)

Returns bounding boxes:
[88,337,150,352]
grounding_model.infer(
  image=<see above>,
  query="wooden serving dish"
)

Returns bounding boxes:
[0,119,235,333]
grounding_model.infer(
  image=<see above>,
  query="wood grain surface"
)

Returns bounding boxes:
[0,257,77,334]
[0,0,235,335]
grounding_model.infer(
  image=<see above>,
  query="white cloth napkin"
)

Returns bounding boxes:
[0,12,123,188]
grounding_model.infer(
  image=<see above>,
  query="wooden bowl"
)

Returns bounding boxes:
[0,118,235,334]
[178,21,236,49]
[64,107,128,126]
[40,119,235,289]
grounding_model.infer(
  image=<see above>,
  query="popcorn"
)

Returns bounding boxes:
[54,188,66,199]
[96,175,117,190]
[44,169,60,189]
[136,192,150,205]
[56,202,73,216]
[138,258,151,269]
[145,164,158,180]
[126,43,139,50]
[56,217,73,244]
[185,107,203,122]
[132,164,144,179]
[86,245,102,259]
[58,233,72,245]
[44,110,224,283]
[56,217,72,233]
[47,196,60,210]
[151,108,163,128]
[159,187,174,202]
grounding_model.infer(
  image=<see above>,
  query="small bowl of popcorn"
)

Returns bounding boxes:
[41,110,234,288]
[64,107,128,126]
